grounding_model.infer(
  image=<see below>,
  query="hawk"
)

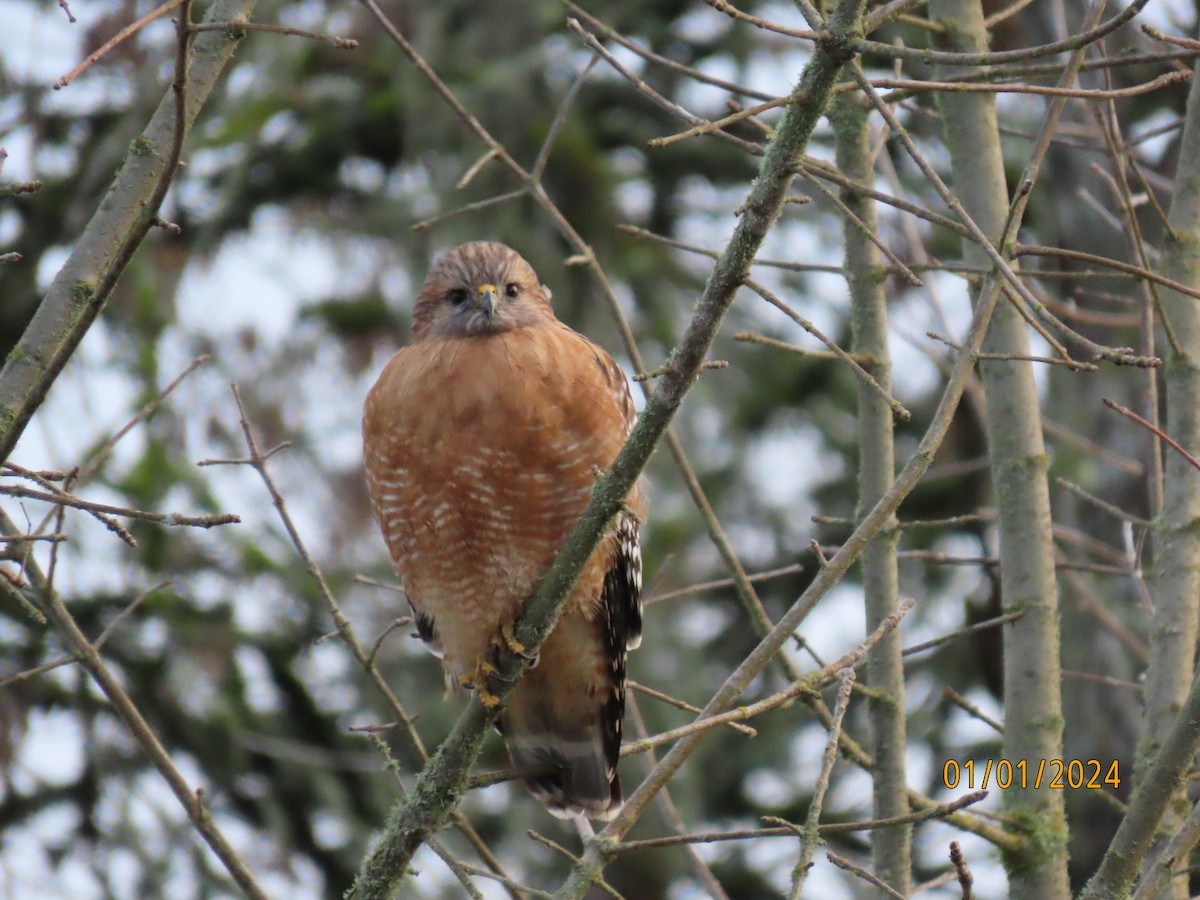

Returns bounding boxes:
[362,241,644,820]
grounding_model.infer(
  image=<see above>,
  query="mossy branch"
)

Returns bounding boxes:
[1082,62,1200,900]
[0,0,259,464]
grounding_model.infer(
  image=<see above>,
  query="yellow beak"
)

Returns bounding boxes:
[477,283,499,318]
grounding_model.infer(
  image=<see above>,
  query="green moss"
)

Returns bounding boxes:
[71,280,97,307]
[1000,809,1069,878]
[130,135,156,156]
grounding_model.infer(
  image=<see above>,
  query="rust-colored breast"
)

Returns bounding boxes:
[362,324,638,676]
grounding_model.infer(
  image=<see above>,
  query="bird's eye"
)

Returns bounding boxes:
[447,288,468,306]
[505,282,520,299]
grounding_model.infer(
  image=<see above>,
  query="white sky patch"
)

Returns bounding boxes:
[311,810,352,850]
[2,805,88,896]
[339,156,389,194]
[177,207,340,345]
[740,824,857,897]
[236,646,283,714]
[12,709,86,789]
[889,268,975,400]
[788,583,867,665]
[297,639,359,715]
[946,688,1006,749]
[676,600,735,648]
[3,1,82,88]
[1130,107,1186,164]
[35,244,71,293]
[606,41,646,79]
[0,208,21,246]
[743,766,797,808]
[615,176,653,221]
[746,423,837,516]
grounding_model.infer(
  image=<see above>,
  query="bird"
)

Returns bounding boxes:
[362,241,644,820]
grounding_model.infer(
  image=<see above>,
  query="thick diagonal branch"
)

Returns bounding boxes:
[0,0,259,464]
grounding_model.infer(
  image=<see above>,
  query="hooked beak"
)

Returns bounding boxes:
[476,283,499,319]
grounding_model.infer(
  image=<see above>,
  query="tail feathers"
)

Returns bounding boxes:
[502,723,622,821]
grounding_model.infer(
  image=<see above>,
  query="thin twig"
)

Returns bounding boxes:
[800,169,923,286]
[76,354,211,486]
[901,611,1024,658]
[621,600,914,758]
[874,69,1189,101]
[411,190,524,232]
[927,331,1096,371]
[945,687,1003,734]
[626,694,733,900]
[1063,670,1143,692]
[826,851,906,899]
[1104,398,1200,475]
[54,0,188,89]
[0,511,268,897]
[735,331,866,361]
[627,680,756,737]
[614,790,989,851]
[1044,420,1145,477]
[566,18,763,156]
[745,278,911,421]
[646,562,804,606]
[1056,478,1151,526]
[0,485,238,533]
[1016,243,1200,304]
[533,53,598,178]
[0,532,67,543]
[190,21,358,48]
[1142,24,1200,52]
[699,0,821,40]
[949,841,975,899]
[0,580,168,686]
[788,669,855,899]
[649,96,790,148]
[564,3,775,101]
[851,0,1152,67]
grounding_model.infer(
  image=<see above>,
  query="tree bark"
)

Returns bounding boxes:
[929,0,1070,894]
[831,75,910,895]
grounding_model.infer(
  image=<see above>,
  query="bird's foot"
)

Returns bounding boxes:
[491,621,526,655]
[459,660,502,709]
[491,622,540,669]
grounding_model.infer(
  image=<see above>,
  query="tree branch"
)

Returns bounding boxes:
[0,0,260,465]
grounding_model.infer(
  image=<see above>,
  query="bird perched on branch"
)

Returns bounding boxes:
[362,241,644,820]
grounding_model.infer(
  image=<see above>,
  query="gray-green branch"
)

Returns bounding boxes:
[0,0,259,464]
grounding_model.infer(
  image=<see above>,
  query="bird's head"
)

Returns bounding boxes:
[412,241,554,340]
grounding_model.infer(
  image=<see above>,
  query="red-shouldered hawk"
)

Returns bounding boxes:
[362,241,644,821]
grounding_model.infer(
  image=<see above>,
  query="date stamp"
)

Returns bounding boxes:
[942,759,1120,790]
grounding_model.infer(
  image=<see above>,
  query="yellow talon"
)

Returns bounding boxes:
[460,660,502,708]
[492,622,526,655]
